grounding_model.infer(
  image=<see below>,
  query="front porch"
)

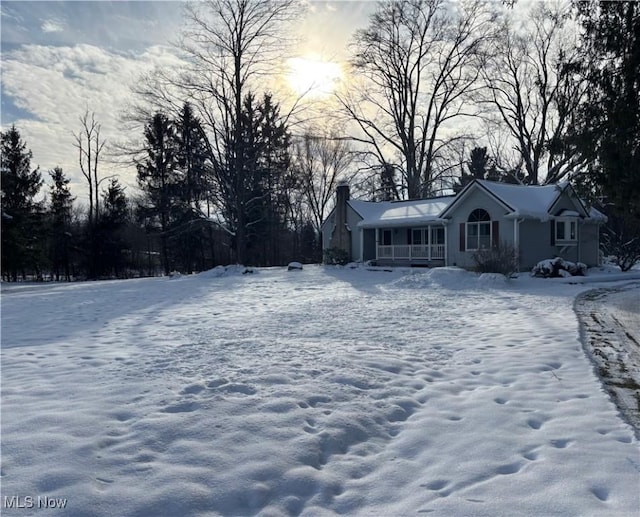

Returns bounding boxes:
[363,225,447,266]
[377,244,445,261]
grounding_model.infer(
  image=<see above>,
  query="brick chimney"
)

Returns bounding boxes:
[330,181,351,257]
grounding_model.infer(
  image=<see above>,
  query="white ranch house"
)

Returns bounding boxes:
[321,179,606,270]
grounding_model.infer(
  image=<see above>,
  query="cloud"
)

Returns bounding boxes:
[1,43,187,201]
[41,18,65,33]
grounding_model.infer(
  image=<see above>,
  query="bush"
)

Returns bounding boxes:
[602,211,640,271]
[472,242,518,277]
[323,247,350,265]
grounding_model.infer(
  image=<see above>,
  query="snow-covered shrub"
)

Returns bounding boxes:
[472,242,518,278]
[323,247,350,265]
[531,257,587,278]
[287,262,303,271]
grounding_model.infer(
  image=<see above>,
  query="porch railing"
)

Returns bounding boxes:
[377,244,445,260]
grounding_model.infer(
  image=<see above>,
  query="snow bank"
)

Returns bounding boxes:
[198,264,256,278]
[393,267,509,290]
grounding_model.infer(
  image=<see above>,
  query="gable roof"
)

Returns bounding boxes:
[350,197,454,229]
[440,179,591,221]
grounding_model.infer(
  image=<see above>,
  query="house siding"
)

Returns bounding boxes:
[321,213,335,253]
[550,190,584,215]
[322,203,364,262]
[519,220,560,269]
[363,229,376,261]
[445,189,513,268]
[579,223,601,266]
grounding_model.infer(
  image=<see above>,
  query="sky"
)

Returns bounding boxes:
[0,1,376,203]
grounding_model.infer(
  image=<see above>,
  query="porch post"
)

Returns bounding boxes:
[513,219,522,272]
[427,225,432,261]
[444,224,448,266]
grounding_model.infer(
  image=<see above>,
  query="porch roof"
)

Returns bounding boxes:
[350,197,454,229]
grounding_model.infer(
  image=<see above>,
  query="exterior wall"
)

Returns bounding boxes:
[321,212,334,253]
[363,229,376,261]
[518,220,563,270]
[322,204,363,261]
[518,220,600,269]
[550,189,584,216]
[445,189,514,269]
[578,222,601,266]
[329,183,351,255]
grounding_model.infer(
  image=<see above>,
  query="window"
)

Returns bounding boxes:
[431,227,445,245]
[555,219,577,243]
[381,229,392,246]
[466,209,491,250]
[412,229,423,245]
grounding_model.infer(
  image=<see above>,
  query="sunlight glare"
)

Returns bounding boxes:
[287,56,343,97]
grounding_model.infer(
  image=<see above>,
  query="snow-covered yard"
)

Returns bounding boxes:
[1,266,639,516]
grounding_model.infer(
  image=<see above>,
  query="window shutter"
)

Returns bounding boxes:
[459,223,466,251]
[550,220,556,245]
[492,220,499,248]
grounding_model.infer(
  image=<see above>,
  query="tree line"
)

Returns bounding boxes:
[2,0,638,280]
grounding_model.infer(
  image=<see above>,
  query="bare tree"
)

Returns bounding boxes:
[176,0,298,264]
[339,0,496,199]
[73,110,106,226]
[480,2,589,184]
[293,131,355,236]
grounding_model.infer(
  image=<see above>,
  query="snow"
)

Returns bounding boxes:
[350,198,453,228]
[476,180,566,220]
[1,267,639,516]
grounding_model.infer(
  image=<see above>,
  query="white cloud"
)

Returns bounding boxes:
[41,18,65,33]
[1,43,187,202]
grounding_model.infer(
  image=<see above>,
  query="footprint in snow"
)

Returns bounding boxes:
[422,479,449,491]
[162,401,201,413]
[219,383,257,395]
[550,438,573,449]
[590,486,609,502]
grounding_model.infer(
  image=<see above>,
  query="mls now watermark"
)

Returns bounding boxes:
[3,495,68,510]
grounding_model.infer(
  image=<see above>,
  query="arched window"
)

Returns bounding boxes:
[466,209,491,249]
[468,209,490,223]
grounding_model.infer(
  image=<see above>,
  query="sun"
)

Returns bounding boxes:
[286,56,343,98]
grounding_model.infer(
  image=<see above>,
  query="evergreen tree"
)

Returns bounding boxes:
[574,1,640,269]
[379,163,400,201]
[96,178,130,277]
[454,147,491,193]
[238,92,292,265]
[575,1,640,216]
[137,113,180,275]
[48,167,75,281]
[174,102,211,273]
[1,126,44,280]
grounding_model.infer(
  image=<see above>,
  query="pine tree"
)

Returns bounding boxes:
[137,113,180,275]
[574,1,640,269]
[1,126,44,281]
[575,1,640,216]
[239,93,292,265]
[48,167,75,281]
[174,103,211,273]
[96,178,129,277]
